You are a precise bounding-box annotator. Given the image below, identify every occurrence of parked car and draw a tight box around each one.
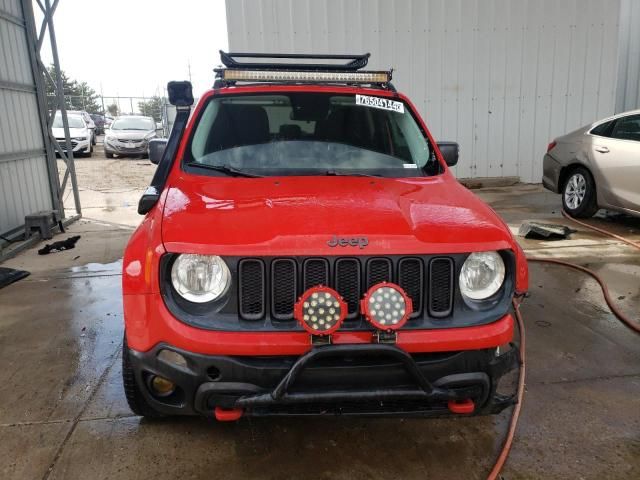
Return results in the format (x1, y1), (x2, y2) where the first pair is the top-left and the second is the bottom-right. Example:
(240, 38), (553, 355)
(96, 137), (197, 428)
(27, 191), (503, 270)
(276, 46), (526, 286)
(543, 109), (640, 218)
(90, 113), (106, 135)
(52, 112), (93, 157)
(121, 53), (528, 420)
(68, 110), (96, 146)
(103, 115), (157, 158)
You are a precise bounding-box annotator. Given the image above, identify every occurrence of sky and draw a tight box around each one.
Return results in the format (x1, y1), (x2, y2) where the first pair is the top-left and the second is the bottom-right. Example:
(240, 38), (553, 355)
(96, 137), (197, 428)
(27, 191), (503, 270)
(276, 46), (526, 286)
(40, 0), (228, 101)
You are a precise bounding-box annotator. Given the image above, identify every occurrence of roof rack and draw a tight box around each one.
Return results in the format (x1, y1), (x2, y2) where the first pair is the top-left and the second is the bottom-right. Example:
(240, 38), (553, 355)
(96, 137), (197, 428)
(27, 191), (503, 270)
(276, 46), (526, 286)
(214, 51), (394, 89)
(220, 51), (371, 71)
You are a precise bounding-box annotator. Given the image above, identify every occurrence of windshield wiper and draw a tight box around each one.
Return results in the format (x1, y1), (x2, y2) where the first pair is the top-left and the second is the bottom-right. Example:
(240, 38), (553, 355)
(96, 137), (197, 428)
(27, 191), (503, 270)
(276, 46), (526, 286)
(325, 169), (381, 178)
(186, 163), (263, 178)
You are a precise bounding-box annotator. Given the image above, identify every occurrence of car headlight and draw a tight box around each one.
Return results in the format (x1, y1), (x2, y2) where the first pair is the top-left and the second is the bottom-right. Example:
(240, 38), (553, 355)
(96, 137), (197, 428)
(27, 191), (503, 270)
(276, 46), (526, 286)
(459, 251), (505, 300)
(105, 136), (116, 143)
(170, 254), (231, 303)
(72, 136), (87, 141)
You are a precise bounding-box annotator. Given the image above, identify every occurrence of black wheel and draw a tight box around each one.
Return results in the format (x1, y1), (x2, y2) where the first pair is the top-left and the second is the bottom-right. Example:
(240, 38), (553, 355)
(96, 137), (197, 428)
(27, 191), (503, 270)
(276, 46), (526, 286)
(105, 151), (114, 158)
(562, 167), (598, 218)
(122, 336), (164, 418)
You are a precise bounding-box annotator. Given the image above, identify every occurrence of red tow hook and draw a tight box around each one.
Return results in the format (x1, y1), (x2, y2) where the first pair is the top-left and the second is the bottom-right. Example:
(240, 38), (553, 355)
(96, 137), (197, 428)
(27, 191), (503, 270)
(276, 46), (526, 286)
(447, 398), (475, 414)
(214, 407), (244, 421)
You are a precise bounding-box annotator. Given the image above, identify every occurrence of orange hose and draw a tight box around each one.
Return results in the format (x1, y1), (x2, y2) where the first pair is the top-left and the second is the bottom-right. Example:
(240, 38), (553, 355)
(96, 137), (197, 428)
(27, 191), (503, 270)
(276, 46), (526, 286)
(488, 211), (640, 479)
(486, 299), (526, 480)
(561, 210), (640, 250)
(527, 258), (640, 333)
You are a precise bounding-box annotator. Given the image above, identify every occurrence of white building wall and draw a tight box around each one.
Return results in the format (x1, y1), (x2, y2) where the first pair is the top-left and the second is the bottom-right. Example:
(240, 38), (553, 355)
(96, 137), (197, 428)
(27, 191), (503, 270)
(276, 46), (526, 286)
(616, 0), (640, 113)
(225, 0), (622, 183)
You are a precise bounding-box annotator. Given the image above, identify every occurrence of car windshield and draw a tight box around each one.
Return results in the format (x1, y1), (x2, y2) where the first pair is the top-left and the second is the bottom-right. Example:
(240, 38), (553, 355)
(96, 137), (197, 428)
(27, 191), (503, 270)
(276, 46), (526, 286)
(52, 115), (85, 129)
(111, 117), (154, 130)
(185, 93), (438, 177)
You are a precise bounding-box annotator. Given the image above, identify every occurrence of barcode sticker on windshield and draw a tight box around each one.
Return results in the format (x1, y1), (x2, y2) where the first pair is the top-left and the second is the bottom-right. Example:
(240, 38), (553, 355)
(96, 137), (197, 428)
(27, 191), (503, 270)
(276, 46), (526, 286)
(355, 94), (405, 113)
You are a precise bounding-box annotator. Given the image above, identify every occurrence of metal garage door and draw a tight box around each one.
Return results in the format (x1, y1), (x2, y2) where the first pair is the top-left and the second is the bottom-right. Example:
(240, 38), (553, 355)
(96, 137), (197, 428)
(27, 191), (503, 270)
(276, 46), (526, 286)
(0, 0), (54, 239)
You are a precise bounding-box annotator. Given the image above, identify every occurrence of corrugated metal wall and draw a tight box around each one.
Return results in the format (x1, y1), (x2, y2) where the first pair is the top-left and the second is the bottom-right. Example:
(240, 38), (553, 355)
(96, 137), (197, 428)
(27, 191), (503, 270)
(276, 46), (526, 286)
(225, 0), (622, 183)
(616, 0), (640, 113)
(0, 0), (52, 236)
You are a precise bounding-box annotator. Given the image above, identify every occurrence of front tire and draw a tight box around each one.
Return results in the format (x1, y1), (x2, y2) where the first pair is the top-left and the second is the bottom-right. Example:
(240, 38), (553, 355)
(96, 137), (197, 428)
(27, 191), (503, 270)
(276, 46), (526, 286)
(105, 151), (114, 158)
(562, 167), (598, 218)
(122, 336), (164, 418)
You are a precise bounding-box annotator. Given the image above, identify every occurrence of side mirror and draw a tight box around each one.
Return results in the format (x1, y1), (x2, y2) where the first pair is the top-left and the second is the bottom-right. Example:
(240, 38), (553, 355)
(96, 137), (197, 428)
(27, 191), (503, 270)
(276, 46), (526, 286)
(148, 138), (168, 165)
(437, 141), (459, 167)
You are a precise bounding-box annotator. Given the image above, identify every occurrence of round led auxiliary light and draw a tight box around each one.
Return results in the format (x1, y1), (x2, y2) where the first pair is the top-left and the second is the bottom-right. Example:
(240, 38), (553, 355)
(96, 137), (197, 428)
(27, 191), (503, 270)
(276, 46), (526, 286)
(360, 282), (413, 331)
(294, 286), (348, 335)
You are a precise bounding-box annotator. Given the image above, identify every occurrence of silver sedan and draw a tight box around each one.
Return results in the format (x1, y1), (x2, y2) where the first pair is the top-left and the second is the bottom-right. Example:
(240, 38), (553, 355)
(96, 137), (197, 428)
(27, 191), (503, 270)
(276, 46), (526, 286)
(542, 110), (640, 218)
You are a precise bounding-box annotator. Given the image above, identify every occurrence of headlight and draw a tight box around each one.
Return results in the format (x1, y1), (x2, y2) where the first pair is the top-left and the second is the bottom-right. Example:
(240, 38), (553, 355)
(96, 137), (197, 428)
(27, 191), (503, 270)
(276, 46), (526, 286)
(105, 136), (116, 143)
(459, 251), (505, 300)
(170, 254), (231, 303)
(72, 136), (87, 141)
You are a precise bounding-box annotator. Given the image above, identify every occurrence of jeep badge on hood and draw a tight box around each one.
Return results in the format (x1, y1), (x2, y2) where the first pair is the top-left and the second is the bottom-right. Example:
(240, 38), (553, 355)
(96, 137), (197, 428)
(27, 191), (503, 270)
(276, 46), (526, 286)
(327, 236), (369, 249)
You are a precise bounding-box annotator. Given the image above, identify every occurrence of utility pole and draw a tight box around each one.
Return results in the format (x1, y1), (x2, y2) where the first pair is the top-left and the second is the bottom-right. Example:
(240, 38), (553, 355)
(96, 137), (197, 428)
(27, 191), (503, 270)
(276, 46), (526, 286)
(188, 59), (192, 83)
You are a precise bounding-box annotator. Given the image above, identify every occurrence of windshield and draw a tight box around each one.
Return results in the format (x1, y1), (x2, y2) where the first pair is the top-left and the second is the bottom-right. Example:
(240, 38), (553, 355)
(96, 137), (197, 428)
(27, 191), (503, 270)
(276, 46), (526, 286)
(185, 93), (438, 177)
(52, 115), (85, 129)
(111, 117), (155, 131)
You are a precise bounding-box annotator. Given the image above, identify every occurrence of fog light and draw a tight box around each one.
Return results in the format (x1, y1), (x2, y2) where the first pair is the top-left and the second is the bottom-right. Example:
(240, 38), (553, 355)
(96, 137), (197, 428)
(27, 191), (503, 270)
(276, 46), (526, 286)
(294, 286), (347, 335)
(360, 282), (413, 331)
(148, 375), (176, 397)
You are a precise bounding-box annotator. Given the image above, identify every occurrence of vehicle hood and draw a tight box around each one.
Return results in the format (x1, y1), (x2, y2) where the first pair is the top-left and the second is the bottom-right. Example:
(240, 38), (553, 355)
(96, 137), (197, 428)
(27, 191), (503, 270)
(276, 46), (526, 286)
(52, 127), (87, 138)
(160, 174), (516, 256)
(107, 129), (153, 140)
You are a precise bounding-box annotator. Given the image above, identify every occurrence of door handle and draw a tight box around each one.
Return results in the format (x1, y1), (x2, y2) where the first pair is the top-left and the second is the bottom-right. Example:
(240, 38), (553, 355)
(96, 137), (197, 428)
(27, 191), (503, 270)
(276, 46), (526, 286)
(595, 146), (609, 153)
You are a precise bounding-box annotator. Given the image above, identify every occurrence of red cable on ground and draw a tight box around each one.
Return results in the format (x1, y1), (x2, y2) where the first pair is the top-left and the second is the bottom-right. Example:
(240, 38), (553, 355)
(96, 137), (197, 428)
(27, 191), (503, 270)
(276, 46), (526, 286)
(561, 210), (640, 250)
(527, 257), (640, 334)
(486, 299), (526, 480)
(487, 211), (640, 479)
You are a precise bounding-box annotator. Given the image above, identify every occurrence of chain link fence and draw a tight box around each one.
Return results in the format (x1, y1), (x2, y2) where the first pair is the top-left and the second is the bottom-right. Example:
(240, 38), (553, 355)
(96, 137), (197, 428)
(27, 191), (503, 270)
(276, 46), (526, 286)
(47, 95), (174, 137)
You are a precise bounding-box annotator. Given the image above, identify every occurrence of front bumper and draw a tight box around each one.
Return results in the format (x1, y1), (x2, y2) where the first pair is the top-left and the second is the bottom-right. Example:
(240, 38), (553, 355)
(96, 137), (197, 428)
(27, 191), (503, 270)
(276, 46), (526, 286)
(104, 140), (148, 155)
(128, 341), (519, 418)
(56, 138), (90, 153)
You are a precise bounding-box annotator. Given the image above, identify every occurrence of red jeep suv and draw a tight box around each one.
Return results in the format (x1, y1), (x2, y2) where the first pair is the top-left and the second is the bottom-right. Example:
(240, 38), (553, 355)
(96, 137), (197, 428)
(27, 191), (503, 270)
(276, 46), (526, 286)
(122, 52), (528, 420)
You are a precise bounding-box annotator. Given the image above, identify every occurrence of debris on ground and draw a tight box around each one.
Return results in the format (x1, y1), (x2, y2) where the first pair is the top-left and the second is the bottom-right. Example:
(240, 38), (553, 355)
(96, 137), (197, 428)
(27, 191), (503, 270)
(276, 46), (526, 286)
(38, 235), (81, 255)
(0, 267), (30, 289)
(518, 222), (576, 240)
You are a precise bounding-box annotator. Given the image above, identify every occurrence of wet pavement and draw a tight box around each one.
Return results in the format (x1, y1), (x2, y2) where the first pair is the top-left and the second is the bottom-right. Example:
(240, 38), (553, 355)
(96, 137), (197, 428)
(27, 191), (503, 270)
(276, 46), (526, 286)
(1, 185), (639, 479)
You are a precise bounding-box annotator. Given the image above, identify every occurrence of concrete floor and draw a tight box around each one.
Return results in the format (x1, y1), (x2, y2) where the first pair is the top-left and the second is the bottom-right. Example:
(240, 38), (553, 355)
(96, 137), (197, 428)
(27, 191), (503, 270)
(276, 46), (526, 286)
(1, 160), (639, 479)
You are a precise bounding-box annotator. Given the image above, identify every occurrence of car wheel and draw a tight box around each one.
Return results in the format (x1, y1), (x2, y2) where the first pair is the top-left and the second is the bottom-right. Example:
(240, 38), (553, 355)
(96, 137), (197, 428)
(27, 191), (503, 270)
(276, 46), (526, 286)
(105, 151), (114, 159)
(122, 336), (165, 418)
(85, 147), (92, 158)
(562, 167), (598, 218)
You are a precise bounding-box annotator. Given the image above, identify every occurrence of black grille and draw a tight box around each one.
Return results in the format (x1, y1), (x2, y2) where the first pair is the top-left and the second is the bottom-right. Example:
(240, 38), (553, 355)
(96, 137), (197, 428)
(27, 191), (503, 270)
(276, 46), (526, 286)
(236, 256), (455, 322)
(335, 259), (361, 318)
(238, 260), (265, 320)
(303, 258), (329, 289)
(366, 258), (392, 288)
(398, 258), (423, 318)
(271, 259), (297, 320)
(429, 258), (453, 317)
